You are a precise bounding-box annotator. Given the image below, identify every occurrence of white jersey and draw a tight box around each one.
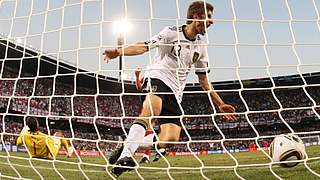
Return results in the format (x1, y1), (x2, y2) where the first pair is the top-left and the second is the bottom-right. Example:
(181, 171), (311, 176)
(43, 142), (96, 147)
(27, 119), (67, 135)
(144, 25), (210, 102)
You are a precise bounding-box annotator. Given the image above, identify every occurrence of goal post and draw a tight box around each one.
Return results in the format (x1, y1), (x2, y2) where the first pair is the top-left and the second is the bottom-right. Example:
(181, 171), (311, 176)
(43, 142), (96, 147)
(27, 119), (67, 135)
(0, 0), (320, 179)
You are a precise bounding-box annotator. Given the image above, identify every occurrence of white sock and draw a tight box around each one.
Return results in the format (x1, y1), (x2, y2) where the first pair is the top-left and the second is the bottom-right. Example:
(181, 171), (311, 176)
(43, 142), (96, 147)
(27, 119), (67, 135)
(119, 124), (146, 159)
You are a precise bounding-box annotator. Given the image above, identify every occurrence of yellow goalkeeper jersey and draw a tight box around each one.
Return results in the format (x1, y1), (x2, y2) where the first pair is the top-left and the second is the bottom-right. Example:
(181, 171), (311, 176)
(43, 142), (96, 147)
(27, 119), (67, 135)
(16, 128), (63, 160)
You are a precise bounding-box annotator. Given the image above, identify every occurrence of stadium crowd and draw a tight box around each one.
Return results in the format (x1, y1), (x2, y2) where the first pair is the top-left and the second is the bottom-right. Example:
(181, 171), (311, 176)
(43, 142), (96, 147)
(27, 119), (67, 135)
(0, 70), (320, 153)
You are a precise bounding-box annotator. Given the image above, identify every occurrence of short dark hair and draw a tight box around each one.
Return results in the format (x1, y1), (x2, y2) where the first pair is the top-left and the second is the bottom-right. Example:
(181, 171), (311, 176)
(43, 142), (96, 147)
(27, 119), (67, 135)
(26, 117), (39, 132)
(186, 1), (214, 24)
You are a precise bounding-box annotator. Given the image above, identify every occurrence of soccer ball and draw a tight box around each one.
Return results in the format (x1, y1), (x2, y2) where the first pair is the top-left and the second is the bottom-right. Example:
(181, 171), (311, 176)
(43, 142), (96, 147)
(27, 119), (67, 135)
(269, 134), (305, 167)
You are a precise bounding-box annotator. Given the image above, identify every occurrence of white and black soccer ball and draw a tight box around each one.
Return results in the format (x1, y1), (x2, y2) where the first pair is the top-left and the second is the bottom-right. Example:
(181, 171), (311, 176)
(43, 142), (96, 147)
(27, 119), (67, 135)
(269, 134), (305, 167)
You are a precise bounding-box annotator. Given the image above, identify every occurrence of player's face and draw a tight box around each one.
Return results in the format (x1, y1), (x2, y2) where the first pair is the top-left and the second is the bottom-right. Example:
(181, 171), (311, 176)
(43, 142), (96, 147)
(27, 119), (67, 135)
(195, 10), (214, 35)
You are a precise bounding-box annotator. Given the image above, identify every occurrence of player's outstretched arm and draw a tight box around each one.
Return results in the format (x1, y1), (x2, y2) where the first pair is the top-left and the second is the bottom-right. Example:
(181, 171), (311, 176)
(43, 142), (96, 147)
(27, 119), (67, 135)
(103, 42), (148, 62)
(197, 74), (237, 120)
(16, 126), (30, 146)
(16, 137), (23, 146)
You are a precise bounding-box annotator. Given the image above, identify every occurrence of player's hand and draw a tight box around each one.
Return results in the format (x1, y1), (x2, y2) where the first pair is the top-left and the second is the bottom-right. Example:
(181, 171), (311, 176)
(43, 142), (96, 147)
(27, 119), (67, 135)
(66, 147), (74, 158)
(103, 48), (120, 62)
(218, 104), (237, 121)
(135, 68), (141, 77)
(21, 126), (30, 134)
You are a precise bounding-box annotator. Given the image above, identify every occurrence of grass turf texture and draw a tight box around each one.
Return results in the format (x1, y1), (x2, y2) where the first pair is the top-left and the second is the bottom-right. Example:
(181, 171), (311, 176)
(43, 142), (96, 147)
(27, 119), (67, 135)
(0, 146), (319, 180)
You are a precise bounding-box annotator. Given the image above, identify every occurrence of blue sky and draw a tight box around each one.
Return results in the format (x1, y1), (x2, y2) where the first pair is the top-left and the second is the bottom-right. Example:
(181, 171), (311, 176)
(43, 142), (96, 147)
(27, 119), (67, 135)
(0, 0), (320, 82)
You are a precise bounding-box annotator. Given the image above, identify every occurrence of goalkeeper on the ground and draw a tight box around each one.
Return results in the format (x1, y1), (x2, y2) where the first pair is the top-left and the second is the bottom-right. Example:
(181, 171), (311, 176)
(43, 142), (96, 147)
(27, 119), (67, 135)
(16, 117), (73, 159)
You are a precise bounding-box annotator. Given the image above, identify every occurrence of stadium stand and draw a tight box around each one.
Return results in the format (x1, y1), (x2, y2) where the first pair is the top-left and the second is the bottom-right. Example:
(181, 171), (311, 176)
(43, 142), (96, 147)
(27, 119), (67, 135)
(1, 38), (320, 154)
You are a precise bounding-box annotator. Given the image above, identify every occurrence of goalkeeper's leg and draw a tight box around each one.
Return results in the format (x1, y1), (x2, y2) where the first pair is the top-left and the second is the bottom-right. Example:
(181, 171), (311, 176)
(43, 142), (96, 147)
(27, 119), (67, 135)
(54, 132), (73, 157)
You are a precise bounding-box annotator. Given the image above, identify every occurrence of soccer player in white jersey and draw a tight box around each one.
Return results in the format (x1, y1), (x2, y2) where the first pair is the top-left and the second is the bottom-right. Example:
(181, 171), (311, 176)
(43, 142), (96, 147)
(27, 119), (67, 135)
(108, 69), (166, 165)
(104, 1), (237, 177)
(134, 68), (167, 163)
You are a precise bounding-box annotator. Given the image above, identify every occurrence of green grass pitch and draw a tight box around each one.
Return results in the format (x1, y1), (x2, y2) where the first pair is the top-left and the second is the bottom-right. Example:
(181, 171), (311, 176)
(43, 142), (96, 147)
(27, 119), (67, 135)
(0, 146), (319, 180)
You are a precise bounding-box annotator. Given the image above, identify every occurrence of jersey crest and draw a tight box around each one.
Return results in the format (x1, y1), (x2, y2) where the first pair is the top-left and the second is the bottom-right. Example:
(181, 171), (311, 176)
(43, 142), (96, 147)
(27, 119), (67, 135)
(192, 52), (200, 63)
(143, 85), (158, 92)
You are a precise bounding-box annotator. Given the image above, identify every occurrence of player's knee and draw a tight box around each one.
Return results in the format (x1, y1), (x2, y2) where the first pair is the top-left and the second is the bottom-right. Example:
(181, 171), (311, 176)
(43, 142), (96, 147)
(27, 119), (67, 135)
(158, 136), (179, 148)
(158, 143), (174, 148)
(133, 118), (148, 129)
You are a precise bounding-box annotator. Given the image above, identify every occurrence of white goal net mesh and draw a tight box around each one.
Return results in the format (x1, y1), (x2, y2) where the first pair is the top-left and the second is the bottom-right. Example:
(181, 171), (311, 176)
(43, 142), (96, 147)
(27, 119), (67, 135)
(0, 0), (320, 179)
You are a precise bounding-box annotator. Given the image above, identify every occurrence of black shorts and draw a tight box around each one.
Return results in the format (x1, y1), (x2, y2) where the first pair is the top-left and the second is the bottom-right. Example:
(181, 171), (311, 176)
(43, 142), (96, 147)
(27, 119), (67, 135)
(141, 78), (182, 126)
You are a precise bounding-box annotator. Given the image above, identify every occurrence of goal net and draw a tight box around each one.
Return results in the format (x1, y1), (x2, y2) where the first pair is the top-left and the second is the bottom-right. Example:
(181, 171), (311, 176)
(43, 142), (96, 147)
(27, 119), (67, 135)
(0, 0), (320, 179)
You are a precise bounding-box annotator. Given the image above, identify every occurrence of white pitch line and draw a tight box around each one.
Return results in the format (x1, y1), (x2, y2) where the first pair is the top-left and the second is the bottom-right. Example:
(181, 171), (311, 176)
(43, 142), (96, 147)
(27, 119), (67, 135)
(0, 160), (319, 175)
